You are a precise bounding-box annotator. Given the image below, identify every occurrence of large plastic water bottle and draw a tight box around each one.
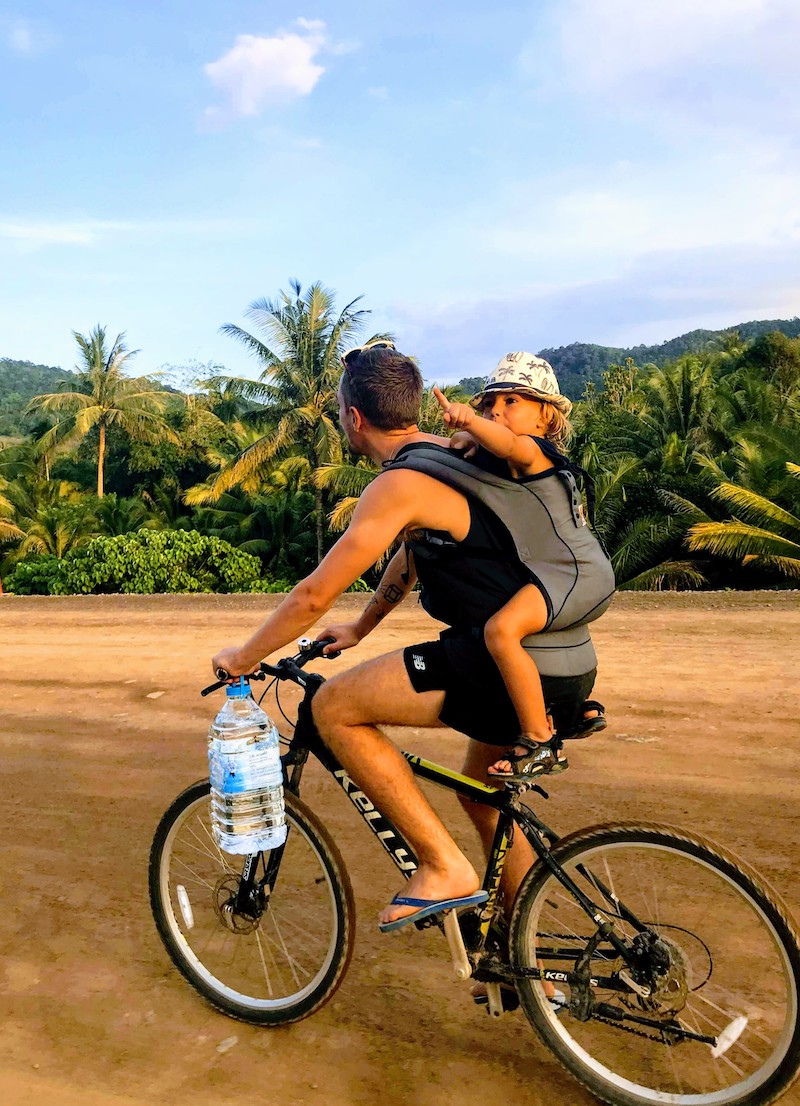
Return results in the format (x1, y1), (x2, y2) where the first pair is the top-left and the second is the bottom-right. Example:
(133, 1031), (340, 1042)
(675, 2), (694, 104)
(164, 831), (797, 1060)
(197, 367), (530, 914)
(208, 677), (287, 854)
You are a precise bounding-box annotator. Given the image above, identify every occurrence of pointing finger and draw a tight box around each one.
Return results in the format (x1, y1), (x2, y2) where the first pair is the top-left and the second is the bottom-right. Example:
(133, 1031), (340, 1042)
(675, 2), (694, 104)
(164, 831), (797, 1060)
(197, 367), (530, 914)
(432, 386), (450, 410)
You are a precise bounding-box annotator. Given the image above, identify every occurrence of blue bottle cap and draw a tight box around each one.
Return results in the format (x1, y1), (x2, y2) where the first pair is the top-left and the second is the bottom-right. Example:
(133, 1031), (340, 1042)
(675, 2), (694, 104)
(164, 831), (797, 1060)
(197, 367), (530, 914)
(225, 677), (251, 698)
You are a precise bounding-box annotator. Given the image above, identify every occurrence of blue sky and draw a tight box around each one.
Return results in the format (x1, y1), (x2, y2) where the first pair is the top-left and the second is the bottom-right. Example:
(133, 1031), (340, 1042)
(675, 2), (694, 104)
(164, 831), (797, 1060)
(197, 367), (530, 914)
(1, 0), (799, 385)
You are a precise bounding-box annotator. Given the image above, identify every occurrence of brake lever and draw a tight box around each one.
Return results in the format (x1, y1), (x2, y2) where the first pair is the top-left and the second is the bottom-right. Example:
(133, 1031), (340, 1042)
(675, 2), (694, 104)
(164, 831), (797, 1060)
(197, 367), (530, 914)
(200, 666), (267, 697)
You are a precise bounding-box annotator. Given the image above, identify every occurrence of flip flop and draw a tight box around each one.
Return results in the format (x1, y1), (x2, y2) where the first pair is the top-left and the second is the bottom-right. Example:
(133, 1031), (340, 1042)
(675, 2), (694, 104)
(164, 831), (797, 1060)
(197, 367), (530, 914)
(379, 890), (489, 934)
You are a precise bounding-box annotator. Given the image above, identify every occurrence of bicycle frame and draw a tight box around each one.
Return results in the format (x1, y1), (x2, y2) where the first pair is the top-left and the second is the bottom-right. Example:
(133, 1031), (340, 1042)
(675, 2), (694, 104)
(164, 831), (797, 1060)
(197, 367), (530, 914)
(202, 654), (723, 1045)
(273, 674), (640, 983)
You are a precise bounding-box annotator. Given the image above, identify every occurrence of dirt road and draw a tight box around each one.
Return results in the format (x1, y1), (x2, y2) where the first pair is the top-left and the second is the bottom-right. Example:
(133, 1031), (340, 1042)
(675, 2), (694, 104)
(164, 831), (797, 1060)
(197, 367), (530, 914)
(1, 592), (799, 1106)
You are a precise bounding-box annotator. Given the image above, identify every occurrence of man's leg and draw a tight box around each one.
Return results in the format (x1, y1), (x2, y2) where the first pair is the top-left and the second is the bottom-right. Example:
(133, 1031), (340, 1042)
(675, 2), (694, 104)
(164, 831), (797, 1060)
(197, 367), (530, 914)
(458, 739), (535, 916)
(312, 649), (480, 926)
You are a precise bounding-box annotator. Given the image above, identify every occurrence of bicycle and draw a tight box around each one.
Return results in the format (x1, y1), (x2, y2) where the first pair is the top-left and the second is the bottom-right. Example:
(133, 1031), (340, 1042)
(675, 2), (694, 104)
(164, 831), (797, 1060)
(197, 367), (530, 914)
(149, 638), (800, 1106)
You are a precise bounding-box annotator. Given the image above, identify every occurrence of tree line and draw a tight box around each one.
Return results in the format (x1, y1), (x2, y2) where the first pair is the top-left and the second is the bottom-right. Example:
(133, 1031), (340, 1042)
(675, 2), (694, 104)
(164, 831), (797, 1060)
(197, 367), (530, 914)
(1, 280), (798, 593)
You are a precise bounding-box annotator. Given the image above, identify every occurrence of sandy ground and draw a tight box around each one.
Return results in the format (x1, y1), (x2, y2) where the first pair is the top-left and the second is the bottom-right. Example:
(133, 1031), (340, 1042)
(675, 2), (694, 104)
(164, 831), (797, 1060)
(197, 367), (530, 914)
(1, 591), (799, 1106)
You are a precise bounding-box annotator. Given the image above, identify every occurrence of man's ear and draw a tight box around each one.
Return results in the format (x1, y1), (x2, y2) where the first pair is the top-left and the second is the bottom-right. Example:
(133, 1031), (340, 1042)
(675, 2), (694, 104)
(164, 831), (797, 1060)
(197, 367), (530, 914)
(348, 406), (365, 432)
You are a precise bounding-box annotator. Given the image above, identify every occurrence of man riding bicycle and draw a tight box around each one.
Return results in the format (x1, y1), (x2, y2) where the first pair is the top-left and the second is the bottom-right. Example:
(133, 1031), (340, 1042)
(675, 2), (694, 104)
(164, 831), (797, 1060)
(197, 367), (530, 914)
(212, 342), (611, 930)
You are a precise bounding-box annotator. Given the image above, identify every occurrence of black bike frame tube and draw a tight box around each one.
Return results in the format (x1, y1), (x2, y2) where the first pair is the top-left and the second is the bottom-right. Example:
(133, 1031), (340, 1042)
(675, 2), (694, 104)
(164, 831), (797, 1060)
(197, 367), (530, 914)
(574, 862), (648, 933)
(478, 809), (515, 941)
(297, 729), (420, 876)
(513, 805), (635, 962)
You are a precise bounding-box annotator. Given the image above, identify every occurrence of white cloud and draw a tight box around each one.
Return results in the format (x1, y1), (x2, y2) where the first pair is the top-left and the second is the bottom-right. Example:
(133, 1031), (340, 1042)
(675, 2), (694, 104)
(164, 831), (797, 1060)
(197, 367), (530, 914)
(0, 217), (240, 251)
(481, 153), (800, 269)
(391, 239), (800, 383)
(9, 20), (32, 53)
(204, 21), (327, 122)
(531, 0), (800, 137)
(3, 17), (55, 56)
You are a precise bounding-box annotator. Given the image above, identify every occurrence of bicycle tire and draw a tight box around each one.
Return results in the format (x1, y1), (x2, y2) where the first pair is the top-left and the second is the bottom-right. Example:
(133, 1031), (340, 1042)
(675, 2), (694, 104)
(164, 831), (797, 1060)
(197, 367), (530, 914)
(149, 779), (356, 1025)
(509, 822), (800, 1106)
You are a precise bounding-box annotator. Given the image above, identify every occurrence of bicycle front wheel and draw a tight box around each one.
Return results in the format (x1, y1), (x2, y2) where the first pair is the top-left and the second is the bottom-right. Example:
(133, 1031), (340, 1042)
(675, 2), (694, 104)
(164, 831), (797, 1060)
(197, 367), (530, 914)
(510, 823), (800, 1106)
(149, 780), (355, 1025)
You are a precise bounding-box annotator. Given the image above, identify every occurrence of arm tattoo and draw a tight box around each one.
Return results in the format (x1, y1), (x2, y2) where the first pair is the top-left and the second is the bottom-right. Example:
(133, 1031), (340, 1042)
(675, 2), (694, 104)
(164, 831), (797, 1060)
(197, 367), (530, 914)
(400, 545), (411, 585)
(382, 583), (403, 604)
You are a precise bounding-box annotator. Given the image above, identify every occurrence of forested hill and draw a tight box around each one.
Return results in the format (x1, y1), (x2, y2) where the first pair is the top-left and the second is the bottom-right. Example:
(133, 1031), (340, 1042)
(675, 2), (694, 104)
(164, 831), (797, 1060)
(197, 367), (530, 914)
(4, 315), (800, 428)
(0, 358), (75, 436)
(541, 317), (800, 399)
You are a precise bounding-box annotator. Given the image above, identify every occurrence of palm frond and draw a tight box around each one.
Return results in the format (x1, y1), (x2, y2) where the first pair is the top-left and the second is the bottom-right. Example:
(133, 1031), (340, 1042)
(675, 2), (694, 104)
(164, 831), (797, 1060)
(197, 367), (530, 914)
(314, 460), (377, 497)
(0, 518), (24, 541)
(687, 521), (800, 561)
(27, 390), (94, 414)
(619, 560), (707, 591)
(657, 490), (711, 523)
(710, 482), (800, 534)
(743, 555), (800, 579)
(611, 515), (680, 581)
(219, 323), (281, 368)
(328, 497), (359, 532)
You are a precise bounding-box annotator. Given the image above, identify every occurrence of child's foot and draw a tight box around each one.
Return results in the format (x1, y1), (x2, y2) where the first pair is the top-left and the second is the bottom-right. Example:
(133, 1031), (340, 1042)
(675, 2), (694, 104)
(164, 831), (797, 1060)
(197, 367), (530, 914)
(565, 700), (607, 740)
(487, 736), (568, 782)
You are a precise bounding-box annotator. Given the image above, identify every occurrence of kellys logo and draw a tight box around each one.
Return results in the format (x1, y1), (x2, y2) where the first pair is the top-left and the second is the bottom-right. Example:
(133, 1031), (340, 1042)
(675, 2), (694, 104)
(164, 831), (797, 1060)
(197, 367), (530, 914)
(334, 769), (416, 871)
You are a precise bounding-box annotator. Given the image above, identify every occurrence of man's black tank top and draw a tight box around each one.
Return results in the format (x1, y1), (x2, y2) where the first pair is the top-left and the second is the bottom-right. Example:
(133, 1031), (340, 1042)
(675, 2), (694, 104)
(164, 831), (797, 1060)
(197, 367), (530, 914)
(406, 497), (530, 630)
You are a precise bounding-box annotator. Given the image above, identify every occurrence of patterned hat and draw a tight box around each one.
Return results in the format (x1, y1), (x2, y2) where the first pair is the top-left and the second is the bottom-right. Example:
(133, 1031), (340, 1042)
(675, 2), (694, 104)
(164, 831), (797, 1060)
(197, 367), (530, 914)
(472, 352), (572, 415)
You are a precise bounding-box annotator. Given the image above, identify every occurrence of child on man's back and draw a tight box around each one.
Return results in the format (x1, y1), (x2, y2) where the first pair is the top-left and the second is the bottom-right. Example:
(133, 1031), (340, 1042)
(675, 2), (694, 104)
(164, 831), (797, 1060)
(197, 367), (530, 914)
(434, 352), (604, 781)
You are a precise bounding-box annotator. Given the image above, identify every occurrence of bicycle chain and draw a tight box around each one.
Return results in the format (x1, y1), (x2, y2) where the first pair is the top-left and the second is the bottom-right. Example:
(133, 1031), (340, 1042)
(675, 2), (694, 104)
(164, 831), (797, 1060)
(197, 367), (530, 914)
(591, 1014), (677, 1046)
(538, 931), (677, 1045)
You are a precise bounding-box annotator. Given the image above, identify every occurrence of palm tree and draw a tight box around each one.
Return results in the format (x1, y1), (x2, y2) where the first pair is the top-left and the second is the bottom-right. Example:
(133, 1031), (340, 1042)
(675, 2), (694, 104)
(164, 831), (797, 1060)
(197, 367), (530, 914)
(687, 465), (800, 580)
(209, 280), (389, 562)
(0, 478), (23, 542)
(92, 492), (151, 535)
(0, 477), (95, 570)
(27, 326), (177, 498)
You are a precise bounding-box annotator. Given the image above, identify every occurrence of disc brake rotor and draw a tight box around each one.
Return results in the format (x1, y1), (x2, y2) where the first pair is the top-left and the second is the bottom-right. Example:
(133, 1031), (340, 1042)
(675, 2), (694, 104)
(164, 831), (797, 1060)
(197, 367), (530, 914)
(618, 934), (690, 1019)
(213, 874), (262, 934)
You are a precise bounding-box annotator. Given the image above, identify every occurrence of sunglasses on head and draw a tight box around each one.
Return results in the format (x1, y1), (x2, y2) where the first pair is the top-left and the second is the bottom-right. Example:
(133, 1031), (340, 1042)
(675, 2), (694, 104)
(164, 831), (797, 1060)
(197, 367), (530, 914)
(341, 340), (396, 368)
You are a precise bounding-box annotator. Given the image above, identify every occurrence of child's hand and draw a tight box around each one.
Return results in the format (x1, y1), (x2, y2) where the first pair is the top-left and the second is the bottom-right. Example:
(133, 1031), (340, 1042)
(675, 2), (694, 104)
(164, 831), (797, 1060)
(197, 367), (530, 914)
(450, 431), (478, 458)
(432, 386), (476, 431)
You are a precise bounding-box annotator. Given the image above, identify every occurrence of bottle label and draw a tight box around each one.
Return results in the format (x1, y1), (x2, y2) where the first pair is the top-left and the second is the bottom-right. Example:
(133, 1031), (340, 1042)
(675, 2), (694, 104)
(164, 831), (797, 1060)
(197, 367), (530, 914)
(210, 742), (281, 796)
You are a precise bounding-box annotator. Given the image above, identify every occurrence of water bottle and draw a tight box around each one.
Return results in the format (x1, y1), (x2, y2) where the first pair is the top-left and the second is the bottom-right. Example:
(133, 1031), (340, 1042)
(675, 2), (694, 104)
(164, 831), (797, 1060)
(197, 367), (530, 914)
(207, 677), (287, 854)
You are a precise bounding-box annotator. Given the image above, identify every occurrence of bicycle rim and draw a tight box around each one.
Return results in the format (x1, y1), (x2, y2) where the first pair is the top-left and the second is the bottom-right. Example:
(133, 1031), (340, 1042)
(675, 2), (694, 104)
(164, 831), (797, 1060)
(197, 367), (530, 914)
(150, 782), (354, 1023)
(511, 824), (800, 1106)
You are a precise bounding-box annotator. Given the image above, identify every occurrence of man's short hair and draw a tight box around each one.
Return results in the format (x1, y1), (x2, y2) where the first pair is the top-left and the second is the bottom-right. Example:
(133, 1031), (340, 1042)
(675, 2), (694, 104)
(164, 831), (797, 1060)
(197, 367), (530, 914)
(340, 347), (423, 429)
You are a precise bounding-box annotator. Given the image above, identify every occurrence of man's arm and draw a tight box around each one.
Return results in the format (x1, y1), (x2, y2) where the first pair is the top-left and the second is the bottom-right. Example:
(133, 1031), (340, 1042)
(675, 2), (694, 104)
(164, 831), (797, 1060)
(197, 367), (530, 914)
(354, 545), (417, 638)
(211, 474), (420, 675)
(317, 545), (418, 654)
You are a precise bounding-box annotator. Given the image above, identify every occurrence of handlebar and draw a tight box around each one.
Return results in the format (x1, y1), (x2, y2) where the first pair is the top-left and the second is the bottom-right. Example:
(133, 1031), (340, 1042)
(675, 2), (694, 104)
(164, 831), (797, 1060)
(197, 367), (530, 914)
(200, 636), (340, 697)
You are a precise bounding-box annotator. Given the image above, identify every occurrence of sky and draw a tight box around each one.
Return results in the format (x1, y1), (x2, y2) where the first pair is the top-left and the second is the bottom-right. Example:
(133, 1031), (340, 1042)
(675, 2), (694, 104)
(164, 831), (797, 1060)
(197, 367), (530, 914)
(1, 0), (799, 384)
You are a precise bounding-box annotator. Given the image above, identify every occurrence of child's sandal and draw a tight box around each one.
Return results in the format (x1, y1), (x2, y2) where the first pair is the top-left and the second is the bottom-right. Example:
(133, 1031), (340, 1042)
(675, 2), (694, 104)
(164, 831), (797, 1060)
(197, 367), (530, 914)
(488, 737), (569, 783)
(562, 700), (607, 741)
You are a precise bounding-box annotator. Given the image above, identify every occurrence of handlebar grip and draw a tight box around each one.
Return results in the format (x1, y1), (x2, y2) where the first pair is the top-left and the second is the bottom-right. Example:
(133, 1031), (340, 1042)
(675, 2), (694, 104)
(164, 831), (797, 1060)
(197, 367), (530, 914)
(317, 635), (341, 660)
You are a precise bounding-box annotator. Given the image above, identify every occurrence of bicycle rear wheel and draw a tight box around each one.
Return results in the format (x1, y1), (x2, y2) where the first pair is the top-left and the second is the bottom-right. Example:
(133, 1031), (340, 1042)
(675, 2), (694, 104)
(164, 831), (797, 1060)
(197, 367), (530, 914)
(510, 822), (800, 1106)
(149, 780), (355, 1025)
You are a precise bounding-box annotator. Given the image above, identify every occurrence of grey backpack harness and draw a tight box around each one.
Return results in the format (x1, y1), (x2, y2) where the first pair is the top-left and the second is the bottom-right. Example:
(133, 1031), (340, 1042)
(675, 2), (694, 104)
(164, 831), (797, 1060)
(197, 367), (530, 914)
(385, 442), (616, 678)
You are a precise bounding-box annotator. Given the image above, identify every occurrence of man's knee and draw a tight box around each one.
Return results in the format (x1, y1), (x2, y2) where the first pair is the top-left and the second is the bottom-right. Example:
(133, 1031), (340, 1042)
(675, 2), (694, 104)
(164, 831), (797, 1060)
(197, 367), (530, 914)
(310, 677), (349, 738)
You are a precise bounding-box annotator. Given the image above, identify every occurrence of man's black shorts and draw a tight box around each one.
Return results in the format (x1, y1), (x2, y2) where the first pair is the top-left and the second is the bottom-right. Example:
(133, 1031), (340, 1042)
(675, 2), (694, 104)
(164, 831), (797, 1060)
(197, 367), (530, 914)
(402, 631), (595, 747)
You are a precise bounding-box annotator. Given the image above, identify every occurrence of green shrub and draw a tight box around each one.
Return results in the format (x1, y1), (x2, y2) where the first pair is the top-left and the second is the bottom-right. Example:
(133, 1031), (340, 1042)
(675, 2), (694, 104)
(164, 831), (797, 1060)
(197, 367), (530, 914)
(4, 555), (61, 595)
(249, 576), (295, 593)
(6, 530), (267, 594)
